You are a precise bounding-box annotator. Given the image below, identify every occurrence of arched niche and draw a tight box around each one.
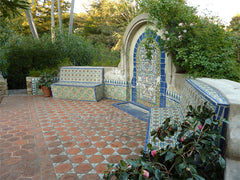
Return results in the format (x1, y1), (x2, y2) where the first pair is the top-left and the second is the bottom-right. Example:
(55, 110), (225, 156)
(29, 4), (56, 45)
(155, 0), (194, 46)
(119, 13), (174, 106)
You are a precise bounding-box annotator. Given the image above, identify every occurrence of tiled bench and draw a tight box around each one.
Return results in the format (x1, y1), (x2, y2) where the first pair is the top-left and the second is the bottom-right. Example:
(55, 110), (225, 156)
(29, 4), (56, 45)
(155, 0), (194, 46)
(51, 66), (104, 102)
(145, 79), (229, 150)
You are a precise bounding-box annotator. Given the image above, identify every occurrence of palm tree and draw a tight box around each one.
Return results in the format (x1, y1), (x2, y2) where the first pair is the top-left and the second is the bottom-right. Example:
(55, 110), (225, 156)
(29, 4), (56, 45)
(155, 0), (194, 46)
(69, 0), (75, 35)
(0, 0), (29, 18)
(25, 9), (39, 39)
(51, 0), (55, 42)
(57, 0), (63, 32)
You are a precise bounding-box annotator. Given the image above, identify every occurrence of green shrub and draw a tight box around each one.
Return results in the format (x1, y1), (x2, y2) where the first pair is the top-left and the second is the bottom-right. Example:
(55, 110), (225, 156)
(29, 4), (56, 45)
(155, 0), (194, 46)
(91, 43), (120, 67)
(3, 34), (62, 89)
(140, 0), (240, 81)
(104, 103), (227, 179)
(1, 31), (120, 89)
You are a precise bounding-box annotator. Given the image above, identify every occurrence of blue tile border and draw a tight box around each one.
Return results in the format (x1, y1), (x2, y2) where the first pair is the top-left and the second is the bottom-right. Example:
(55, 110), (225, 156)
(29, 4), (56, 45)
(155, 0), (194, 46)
(144, 107), (152, 152)
(132, 32), (167, 108)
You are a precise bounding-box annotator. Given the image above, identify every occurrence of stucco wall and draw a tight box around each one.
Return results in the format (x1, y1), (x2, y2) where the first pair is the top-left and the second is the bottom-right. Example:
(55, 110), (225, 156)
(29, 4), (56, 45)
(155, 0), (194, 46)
(198, 78), (240, 180)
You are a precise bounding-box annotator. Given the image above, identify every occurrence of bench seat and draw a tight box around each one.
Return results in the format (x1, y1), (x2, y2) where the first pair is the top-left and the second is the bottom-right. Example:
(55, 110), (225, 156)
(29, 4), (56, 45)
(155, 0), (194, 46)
(52, 81), (102, 87)
(51, 66), (104, 102)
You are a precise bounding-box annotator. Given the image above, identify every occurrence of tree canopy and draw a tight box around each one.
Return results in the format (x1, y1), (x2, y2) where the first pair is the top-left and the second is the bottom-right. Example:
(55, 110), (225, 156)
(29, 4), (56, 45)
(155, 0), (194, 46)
(0, 0), (29, 19)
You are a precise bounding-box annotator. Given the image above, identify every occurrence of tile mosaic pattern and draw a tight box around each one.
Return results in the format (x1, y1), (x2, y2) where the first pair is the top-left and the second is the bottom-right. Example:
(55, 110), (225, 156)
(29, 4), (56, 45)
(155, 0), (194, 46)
(180, 79), (229, 120)
(145, 106), (183, 150)
(31, 77), (40, 95)
(146, 79), (229, 151)
(51, 84), (104, 102)
(166, 90), (181, 102)
(29, 77), (59, 95)
(0, 96), (147, 179)
(51, 67), (104, 102)
(60, 67), (103, 83)
(104, 80), (129, 101)
(132, 32), (167, 108)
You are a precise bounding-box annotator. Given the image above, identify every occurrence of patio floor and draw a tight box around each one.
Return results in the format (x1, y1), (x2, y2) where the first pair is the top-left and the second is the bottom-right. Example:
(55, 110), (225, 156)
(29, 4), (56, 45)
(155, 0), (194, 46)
(0, 96), (147, 180)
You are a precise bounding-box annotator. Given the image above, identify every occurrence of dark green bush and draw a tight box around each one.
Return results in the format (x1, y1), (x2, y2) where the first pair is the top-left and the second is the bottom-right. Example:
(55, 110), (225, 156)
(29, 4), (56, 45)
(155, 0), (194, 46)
(1, 32), (120, 89)
(4, 35), (62, 89)
(104, 103), (227, 179)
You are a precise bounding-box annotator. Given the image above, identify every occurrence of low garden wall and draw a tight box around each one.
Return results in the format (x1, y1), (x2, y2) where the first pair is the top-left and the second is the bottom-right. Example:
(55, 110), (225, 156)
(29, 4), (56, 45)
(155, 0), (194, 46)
(26, 67), (130, 101)
(0, 74), (8, 102)
(197, 78), (240, 180)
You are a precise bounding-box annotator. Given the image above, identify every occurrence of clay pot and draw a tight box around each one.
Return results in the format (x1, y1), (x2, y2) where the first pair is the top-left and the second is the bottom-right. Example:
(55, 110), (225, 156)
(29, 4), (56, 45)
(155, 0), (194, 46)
(41, 86), (52, 97)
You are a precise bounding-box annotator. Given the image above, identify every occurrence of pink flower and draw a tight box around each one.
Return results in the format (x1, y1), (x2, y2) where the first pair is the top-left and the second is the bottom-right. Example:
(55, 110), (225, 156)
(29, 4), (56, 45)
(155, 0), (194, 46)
(143, 170), (149, 178)
(167, 37), (170, 41)
(198, 125), (203, 130)
(127, 165), (132, 168)
(151, 150), (157, 157)
(179, 22), (183, 26)
(178, 35), (182, 40)
(183, 29), (187, 33)
(180, 137), (185, 142)
(190, 23), (194, 26)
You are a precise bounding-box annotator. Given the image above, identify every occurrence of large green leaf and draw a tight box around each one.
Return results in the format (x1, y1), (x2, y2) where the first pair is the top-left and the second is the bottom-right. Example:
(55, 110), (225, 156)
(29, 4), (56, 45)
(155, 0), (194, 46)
(120, 160), (127, 167)
(154, 169), (161, 180)
(189, 164), (197, 174)
(119, 172), (129, 180)
(199, 151), (206, 163)
(193, 174), (205, 180)
(165, 151), (175, 162)
(218, 156), (226, 168)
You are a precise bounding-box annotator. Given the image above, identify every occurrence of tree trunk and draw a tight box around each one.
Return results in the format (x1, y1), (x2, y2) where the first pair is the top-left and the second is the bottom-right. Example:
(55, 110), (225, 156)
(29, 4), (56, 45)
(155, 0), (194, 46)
(69, 0), (75, 35)
(51, 0), (55, 43)
(57, 0), (62, 32)
(25, 9), (39, 39)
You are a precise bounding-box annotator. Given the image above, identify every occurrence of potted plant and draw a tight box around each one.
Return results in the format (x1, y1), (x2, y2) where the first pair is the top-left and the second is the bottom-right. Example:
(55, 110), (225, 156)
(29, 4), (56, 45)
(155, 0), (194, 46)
(38, 72), (56, 97)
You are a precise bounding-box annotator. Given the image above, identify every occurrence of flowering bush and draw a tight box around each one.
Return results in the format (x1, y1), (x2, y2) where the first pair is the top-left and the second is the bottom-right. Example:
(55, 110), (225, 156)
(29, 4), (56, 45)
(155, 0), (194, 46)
(104, 103), (227, 179)
(139, 0), (240, 81)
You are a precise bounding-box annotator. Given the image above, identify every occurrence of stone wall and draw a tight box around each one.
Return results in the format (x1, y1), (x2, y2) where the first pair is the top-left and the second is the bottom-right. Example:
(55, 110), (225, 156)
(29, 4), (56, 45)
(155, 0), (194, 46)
(0, 75), (8, 102)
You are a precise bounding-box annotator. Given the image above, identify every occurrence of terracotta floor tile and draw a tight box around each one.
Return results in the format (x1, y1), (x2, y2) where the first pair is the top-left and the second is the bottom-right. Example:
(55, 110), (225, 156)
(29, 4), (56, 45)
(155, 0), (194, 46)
(0, 96), (147, 179)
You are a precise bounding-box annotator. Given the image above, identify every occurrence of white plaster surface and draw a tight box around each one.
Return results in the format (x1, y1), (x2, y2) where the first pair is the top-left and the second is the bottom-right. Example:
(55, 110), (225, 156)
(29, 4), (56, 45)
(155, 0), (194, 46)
(225, 158), (240, 180)
(104, 67), (125, 81)
(198, 78), (240, 104)
(198, 78), (240, 180)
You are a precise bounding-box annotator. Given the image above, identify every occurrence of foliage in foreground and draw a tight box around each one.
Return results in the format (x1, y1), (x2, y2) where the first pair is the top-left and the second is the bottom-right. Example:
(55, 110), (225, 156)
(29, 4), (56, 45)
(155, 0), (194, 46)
(140, 0), (240, 81)
(104, 103), (227, 179)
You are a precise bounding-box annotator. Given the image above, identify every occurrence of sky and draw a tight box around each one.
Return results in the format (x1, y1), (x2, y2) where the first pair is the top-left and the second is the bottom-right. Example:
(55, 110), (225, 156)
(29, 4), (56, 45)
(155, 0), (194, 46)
(73, 0), (240, 25)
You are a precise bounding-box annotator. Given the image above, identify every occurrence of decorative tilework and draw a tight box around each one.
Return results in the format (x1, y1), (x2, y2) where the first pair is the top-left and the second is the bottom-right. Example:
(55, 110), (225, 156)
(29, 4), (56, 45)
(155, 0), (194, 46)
(104, 84), (128, 101)
(60, 67), (103, 83)
(51, 84), (104, 102)
(145, 79), (229, 151)
(51, 67), (104, 102)
(132, 32), (167, 108)
(30, 77), (59, 95)
(145, 107), (183, 151)
(180, 79), (229, 121)
(104, 79), (129, 86)
(31, 77), (40, 95)
(166, 90), (181, 102)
